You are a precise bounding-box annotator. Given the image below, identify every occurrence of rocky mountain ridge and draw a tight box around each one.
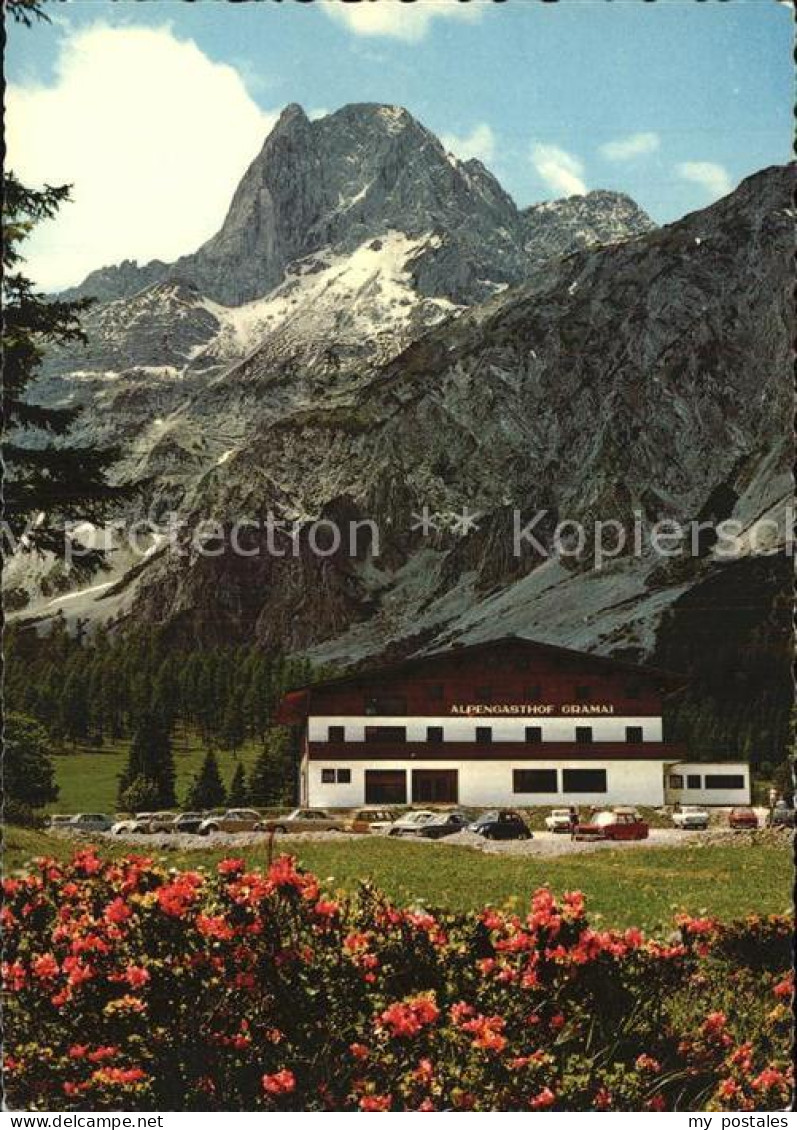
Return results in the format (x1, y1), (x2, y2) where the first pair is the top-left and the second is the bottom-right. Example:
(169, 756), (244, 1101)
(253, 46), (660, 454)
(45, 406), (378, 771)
(60, 102), (654, 308)
(10, 105), (793, 750)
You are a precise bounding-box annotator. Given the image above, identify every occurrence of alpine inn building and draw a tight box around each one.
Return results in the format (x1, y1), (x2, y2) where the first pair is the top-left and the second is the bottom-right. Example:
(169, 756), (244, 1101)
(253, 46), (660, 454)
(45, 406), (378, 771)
(275, 636), (751, 810)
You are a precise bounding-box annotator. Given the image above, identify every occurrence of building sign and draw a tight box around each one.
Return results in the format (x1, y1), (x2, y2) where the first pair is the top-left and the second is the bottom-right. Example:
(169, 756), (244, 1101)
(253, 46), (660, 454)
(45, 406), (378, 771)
(450, 703), (616, 716)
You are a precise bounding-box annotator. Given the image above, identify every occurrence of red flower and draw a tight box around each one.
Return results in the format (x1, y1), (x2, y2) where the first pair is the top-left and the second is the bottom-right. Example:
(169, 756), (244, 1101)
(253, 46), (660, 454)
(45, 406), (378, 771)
(413, 1058), (434, 1084)
(461, 1014), (507, 1053)
(217, 858), (245, 875)
(87, 1046), (119, 1064)
(32, 954), (59, 980)
(197, 915), (234, 941)
(594, 1087), (612, 1110)
(718, 1078), (741, 1100)
(90, 1066), (147, 1086)
(262, 1069), (296, 1095)
(360, 1094), (392, 1111)
(104, 897), (132, 925)
(753, 1067), (787, 1092)
(378, 994), (440, 1038)
(635, 1054), (661, 1073)
(530, 1087), (556, 1110)
(124, 965), (150, 989)
(701, 1012), (727, 1039)
(773, 974), (793, 999)
(350, 1043), (369, 1060)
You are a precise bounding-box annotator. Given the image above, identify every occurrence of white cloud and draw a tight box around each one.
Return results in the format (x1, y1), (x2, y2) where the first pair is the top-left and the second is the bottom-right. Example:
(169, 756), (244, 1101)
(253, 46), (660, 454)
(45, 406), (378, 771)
(6, 24), (277, 291)
(600, 131), (660, 161)
(323, 0), (483, 43)
(440, 123), (496, 165)
(676, 161), (733, 199)
(530, 143), (587, 197)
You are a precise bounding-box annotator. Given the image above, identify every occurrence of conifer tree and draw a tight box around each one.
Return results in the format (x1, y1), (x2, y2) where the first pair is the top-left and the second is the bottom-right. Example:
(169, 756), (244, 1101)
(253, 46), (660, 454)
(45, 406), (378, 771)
(248, 728), (296, 807)
(184, 749), (227, 810)
(4, 713), (59, 811)
(118, 712), (176, 807)
(227, 761), (249, 807)
(3, 0), (126, 568)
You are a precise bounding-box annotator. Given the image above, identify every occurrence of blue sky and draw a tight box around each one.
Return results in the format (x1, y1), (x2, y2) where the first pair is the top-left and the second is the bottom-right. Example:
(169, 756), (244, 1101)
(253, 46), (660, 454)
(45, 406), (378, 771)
(6, 0), (793, 290)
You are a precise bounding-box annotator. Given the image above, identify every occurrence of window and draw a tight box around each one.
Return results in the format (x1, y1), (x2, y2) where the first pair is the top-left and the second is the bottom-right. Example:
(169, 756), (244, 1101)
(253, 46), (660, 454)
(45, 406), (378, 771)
(364, 694), (407, 716)
(427, 683), (444, 701)
(687, 774), (702, 789)
(524, 684), (542, 700)
(705, 774), (745, 790)
(321, 768), (351, 785)
(475, 726), (493, 744)
(575, 726), (593, 744)
(327, 725), (344, 742)
(412, 770), (458, 804)
(426, 726), (444, 743)
(562, 769), (607, 793)
(575, 685), (591, 702)
(668, 774), (684, 789)
(626, 726), (643, 743)
(365, 726), (406, 743)
(525, 726), (542, 744)
(365, 770), (407, 805)
(475, 685), (493, 701)
(514, 769), (557, 793)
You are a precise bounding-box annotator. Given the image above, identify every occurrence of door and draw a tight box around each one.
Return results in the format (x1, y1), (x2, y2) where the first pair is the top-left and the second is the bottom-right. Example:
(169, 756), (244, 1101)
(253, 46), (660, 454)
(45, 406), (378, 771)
(412, 770), (458, 804)
(365, 770), (407, 805)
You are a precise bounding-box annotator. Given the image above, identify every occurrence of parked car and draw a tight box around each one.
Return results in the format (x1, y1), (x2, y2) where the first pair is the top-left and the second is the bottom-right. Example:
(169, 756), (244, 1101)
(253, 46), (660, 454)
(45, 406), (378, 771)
(728, 807), (758, 830)
(68, 813), (114, 833)
(171, 811), (207, 834)
(46, 814), (75, 829)
(346, 808), (398, 835)
(574, 809), (649, 841)
(672, 805), (709, 831)
(545, 808), (577, 834)
(769, 802), (795, 829)
(387, 810), (437, 837)
(255, 809), (347, 834)
(469, 810), (531, 841)
(413, 811), (470, 839)
(143, 811), (179, 834)
(198, 809), (263, 835)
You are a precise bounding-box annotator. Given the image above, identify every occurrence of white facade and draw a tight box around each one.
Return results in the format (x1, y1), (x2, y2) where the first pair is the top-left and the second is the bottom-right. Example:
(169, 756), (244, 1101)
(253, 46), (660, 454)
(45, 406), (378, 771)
(302, 713), (751, 810)
(308, 714), (663, 743)
(303, 754), (673, 809)
(665, 762), (751, 806)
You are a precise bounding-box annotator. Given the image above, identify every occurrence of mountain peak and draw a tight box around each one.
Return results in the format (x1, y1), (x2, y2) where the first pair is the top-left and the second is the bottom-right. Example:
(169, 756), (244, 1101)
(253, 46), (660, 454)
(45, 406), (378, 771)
(62, 101), (655, 307)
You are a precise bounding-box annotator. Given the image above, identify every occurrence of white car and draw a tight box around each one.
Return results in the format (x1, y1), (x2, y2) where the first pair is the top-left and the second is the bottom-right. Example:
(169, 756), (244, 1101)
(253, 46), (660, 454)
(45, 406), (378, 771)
(545, 809), (576, 833)
(68, 813), (114, 833)
(672, 805), (709, 830)
(387, 810), (436, 837)
(111, 812), (155, 835)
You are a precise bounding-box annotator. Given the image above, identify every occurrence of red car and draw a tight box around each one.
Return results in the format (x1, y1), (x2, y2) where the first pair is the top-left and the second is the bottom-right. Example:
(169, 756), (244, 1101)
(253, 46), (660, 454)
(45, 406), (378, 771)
(574, 809), (649, 841)
(728, 807), (758, 830)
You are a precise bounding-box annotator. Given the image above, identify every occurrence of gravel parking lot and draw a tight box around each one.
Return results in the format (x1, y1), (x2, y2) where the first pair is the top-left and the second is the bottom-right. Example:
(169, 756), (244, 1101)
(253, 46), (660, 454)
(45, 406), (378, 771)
(51, 823), (781, 858)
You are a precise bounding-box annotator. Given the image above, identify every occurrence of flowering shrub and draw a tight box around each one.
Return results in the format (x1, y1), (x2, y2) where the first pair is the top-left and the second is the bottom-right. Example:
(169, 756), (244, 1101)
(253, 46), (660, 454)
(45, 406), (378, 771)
(2, 851), (792, 1111)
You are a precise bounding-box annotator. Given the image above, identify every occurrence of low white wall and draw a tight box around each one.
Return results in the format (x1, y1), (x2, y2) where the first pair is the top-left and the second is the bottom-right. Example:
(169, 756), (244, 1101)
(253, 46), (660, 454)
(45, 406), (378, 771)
(307, 758), (669, 809)
(664, 762), (751, 806)
(308, 714), (663, 743)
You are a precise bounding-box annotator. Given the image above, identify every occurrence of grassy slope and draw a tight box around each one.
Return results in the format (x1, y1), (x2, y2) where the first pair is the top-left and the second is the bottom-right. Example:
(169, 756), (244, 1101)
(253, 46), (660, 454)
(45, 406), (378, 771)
(49, 732), (266, 813)
(3, 827), (790, 932)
